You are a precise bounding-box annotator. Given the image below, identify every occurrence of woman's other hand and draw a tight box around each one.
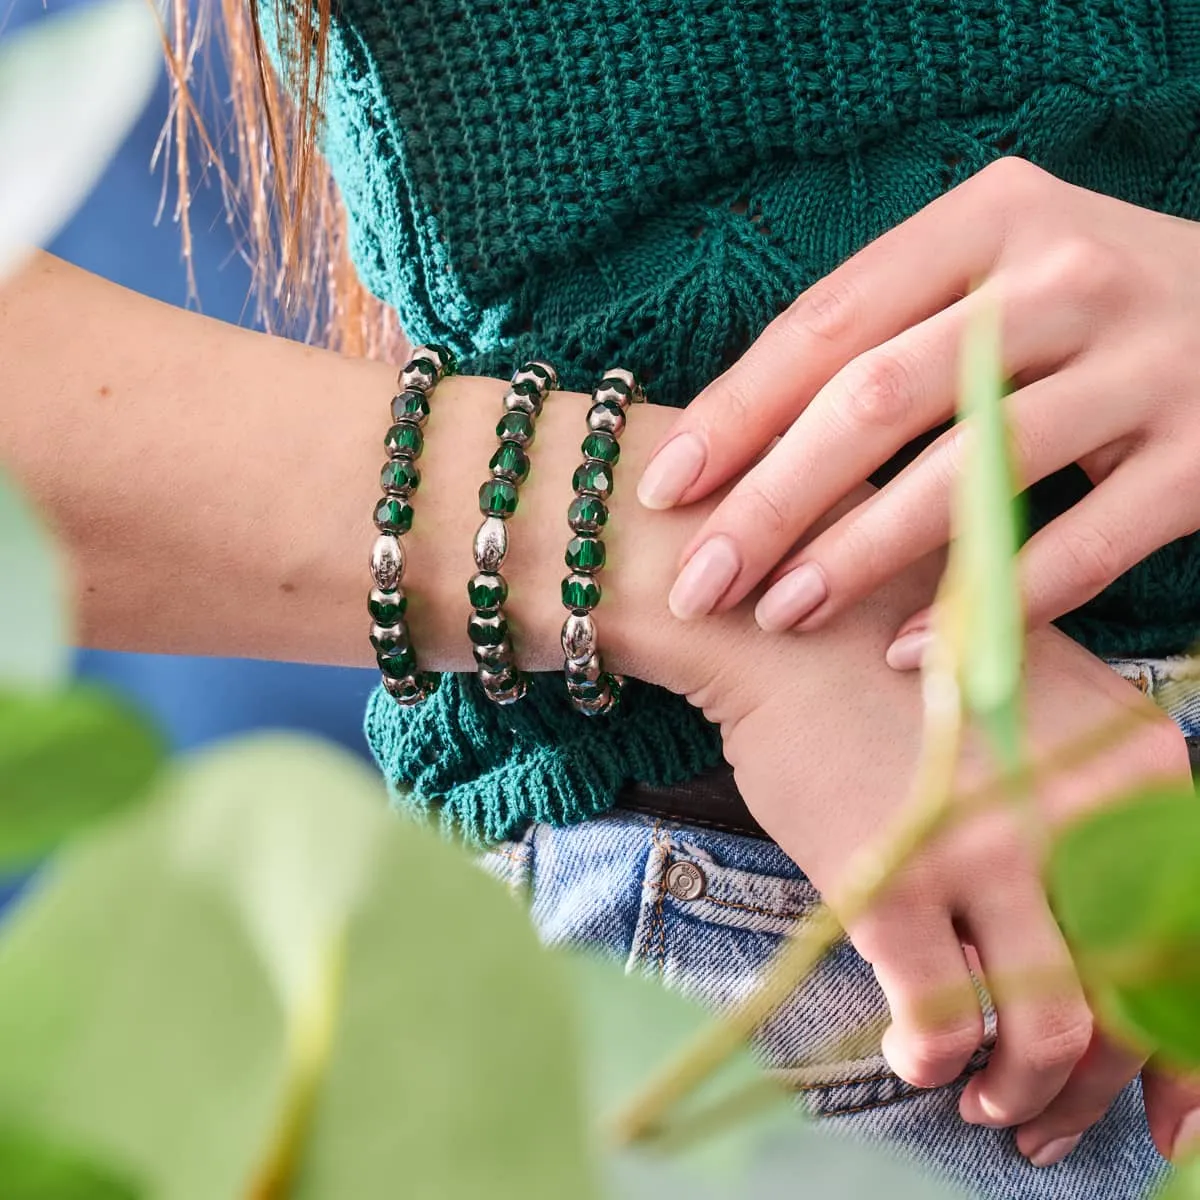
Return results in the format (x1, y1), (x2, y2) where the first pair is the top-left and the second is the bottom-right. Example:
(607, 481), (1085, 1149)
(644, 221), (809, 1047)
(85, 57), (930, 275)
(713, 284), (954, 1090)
(637, 157), (1200, 662)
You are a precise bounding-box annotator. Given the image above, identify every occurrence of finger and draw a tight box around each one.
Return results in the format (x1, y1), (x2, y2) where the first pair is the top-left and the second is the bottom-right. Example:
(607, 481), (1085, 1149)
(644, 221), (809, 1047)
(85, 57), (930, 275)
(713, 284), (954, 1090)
(850, 908), (984, 1089)
(1019, 452), (1194, 630)
(1014, 1030), (1146, 1167)
(753, 355), (1128, 633)
(1142, 1062), (1200, 1161)
(637, 161), (1021, 513)
(959, 885), (1093, 1128)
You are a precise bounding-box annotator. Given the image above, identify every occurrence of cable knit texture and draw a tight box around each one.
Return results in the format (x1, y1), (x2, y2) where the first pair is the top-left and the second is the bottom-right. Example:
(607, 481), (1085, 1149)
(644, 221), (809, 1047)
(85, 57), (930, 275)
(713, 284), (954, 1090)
(301, 0), (1200, 841)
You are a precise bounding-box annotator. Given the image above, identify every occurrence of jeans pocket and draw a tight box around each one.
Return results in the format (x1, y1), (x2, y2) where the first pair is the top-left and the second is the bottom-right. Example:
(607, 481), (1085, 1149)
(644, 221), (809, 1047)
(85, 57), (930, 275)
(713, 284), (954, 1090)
(626, 820), (949, 1117)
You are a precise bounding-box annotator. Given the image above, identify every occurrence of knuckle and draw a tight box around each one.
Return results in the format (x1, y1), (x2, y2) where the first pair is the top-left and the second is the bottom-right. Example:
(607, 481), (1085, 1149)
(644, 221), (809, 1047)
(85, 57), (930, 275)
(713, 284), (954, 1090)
(1141, 715), (1192, 781)
(778, 277), (861, 345)
(1022, 1013), (1094, 1076)
(975, 155), (1049, 209)
(1039, 235), (1124, 305)
(839, 352), (916, 430)
(903, 1022), (984, 1084)
(736, 479), (792, 540)
(1057, 521), (1125, 595)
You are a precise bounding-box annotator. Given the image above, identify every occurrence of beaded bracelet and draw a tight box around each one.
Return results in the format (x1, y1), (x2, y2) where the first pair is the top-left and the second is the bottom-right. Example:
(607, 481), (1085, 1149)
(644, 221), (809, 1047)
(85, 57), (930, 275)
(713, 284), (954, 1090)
(560, 367), (645, 716)
(370, 343), (456, 706)
(468, 360), (559, 704)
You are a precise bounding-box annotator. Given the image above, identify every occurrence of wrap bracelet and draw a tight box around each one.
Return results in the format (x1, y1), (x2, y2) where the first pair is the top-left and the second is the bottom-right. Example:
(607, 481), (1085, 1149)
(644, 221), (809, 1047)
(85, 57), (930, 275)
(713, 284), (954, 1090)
(468, 360), (559, 704)
(560, 367), (645, 716)
(370, 343), (456, 706)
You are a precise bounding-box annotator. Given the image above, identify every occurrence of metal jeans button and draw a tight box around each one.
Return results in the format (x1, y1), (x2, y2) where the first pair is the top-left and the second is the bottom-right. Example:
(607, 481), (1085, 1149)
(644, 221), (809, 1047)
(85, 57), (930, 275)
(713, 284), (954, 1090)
(664, 860), (706, 901)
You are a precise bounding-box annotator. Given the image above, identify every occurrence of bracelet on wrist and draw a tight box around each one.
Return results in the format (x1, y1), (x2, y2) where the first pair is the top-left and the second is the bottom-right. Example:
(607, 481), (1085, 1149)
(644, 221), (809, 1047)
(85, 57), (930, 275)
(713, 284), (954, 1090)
(370, 343), (456, 706)
(560, 367), (644, 716)
(468, 361), (559, 704)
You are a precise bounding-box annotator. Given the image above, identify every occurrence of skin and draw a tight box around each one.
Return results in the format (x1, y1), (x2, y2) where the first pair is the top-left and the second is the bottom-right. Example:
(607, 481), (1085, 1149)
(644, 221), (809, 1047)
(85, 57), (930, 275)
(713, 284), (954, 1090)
(3, 249), (1196, 1170)
(640, 155), (1200, 1162)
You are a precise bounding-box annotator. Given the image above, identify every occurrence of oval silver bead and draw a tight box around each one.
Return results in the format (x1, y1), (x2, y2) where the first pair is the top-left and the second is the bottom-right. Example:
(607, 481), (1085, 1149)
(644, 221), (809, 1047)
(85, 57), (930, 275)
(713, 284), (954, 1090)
(511, 363), (556, 396)
(413, 343), (452, 378)
(399, 361), (437, 393)
(575, 686), (616, 716)
(586, 401), (626, 436)
(370, 534), (405, 590)
(561, 613), (598, 665)
(488, 676), (528, 706)
(602, 366), (644, 403)
(473, 516), (509, 573)
(381, 672), (430, 706)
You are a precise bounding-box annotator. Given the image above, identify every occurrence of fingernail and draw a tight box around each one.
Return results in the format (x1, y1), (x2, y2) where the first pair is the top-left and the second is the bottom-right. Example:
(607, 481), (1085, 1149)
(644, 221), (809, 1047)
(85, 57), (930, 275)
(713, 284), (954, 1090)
(1028, 1134), (1082, 1168)
(638, 433), (707, 509)
(1173, 1109), (1200, 1161)
(669, 536), (740, 620)
(755, 563), (829, 632)
(886, 628), (932, 671)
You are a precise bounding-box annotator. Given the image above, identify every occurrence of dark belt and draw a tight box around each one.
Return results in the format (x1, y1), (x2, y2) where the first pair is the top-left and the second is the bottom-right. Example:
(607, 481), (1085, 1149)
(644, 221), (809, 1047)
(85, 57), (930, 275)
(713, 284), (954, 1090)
(616, 738), (1200, 842)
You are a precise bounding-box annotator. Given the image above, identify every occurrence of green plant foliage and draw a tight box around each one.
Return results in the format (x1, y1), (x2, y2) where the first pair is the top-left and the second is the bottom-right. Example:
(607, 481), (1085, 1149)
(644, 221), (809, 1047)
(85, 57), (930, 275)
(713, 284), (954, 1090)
(1049, 785), (1200, 1067)
(0, 1123), (142, 1199)
(573, 956), (962, 1199)
(0, 470), (69, 690)
(954, 300), (1023, 770)
(0, 0), (160, 281)
(0, 734), (597, 1199)
(1160, 1156), (1200, 1199)
(0, 686), (163, 871)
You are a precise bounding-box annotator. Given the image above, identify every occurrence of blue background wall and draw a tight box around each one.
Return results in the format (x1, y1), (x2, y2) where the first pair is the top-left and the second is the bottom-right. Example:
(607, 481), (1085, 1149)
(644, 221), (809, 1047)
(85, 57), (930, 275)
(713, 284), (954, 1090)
(5, 0), (377, 760)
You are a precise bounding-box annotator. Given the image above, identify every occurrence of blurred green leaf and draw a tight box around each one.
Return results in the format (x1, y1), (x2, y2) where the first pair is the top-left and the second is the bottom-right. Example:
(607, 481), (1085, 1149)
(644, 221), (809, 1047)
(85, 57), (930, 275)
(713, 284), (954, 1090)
(0, 686), (163, 871)
(0, 471), (69, 690)
(1049, 785), (1200, 1067)
(0, 1123), (141, 1199)
(954, 300), (1023, 770)
(0, 0), (161, 281)
(294, 809), (596, 1199)
(1159, 1154), (1200, 1199)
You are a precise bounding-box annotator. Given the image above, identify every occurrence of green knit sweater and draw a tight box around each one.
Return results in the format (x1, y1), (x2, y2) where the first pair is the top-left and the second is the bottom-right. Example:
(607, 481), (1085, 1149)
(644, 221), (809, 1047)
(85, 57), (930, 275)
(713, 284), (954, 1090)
(306, 0), (1200, 842)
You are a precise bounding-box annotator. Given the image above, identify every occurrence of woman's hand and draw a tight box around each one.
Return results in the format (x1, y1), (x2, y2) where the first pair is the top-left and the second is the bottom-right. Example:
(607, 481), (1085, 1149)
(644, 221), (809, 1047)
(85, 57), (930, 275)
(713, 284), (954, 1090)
(679, 533), (1192, 1166)
(638, 157), (1200, 662)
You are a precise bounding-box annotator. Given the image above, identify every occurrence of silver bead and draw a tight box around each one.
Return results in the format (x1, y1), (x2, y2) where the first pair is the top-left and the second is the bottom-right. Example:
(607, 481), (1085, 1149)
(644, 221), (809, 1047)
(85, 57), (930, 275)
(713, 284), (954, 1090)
(502, 387), (540, 416)
(511, 361), (556, 396)
(382, 672), (431, 706)
(399, 361), (437, 393)
(566, 652), (604, 687)
(473, 639), (513, 668)
(488, 676), (528, 706)
(561, 613), (598, 665)
(413, 343), (454, 377)
(369, 623), (411, 654)
(474, 516), (509, 573)
(586, 401), (626, 436)
(593, 367), (644, 411)
(575, 685), (616, 716)
(370, 535), (405, 590)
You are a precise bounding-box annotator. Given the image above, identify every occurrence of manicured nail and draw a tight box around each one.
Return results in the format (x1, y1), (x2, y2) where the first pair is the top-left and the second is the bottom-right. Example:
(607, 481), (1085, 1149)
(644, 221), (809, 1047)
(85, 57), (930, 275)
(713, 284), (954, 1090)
(755, 563), (829, 632)
(669, 536), (740, 620)
(1028, 1134), (1082, 1168)
(638, 433), (707, 509)
(1173, 1109), (1200, 1161)
(886, 628), (931, 671)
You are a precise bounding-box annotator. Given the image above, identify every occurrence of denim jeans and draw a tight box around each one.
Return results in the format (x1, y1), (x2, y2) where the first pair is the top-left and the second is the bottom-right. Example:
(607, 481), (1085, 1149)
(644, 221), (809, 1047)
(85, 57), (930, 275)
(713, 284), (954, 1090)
(483, 655), (1200, 1200)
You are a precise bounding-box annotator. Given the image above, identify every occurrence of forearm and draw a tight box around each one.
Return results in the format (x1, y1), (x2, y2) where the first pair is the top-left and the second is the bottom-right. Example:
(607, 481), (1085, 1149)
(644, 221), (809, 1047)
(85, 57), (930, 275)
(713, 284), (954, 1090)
(0, 252), (744, 685)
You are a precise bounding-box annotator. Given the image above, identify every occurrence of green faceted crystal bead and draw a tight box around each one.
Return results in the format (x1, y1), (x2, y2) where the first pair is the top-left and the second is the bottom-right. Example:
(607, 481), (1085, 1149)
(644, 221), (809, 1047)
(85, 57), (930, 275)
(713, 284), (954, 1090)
(572, 461), (613, 500)
(568, 495), (609, 535)
(384, 420), (424, 458)
(391, 389), (431, 425)
(581, 432), (620, 464)
(496, 411), (535, 447)
(565, 536), (606, 573)
(374, 497), (414, 534)
(468, 613), (509, 647)
(378, 645), (419, 678)
(368, 587), (408, 625)
(561, 574), (602, 612)
(467, 571), (508, 610)
(380, 459), (421, 495)
(489, 441), (530, 485)
(479, 479), (519, 517)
